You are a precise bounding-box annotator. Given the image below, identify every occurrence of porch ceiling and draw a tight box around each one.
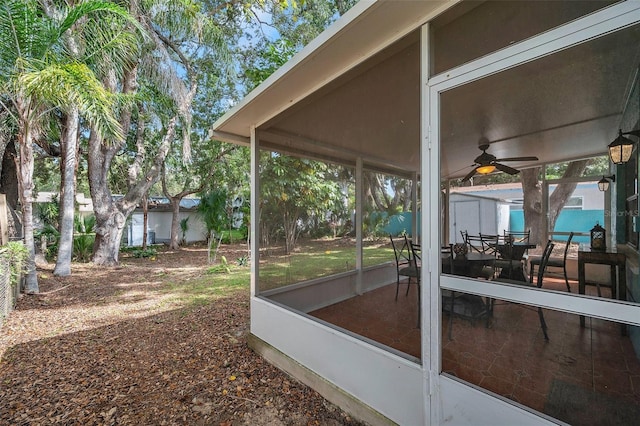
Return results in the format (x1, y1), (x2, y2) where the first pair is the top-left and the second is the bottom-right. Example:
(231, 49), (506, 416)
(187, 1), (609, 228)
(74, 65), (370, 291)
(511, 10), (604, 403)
(213, 2), (640, 178)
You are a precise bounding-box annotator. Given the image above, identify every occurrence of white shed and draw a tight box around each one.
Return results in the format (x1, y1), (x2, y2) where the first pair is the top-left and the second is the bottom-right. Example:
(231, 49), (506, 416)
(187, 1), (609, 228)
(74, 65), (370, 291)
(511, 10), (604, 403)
(126, 198), (207, 246)
(448, 193), (512, 244)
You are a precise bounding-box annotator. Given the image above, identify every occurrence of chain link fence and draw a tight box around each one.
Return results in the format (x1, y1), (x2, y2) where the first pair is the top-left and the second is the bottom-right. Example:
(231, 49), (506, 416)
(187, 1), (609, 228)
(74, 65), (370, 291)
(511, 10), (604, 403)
(0, 249), (20, 328)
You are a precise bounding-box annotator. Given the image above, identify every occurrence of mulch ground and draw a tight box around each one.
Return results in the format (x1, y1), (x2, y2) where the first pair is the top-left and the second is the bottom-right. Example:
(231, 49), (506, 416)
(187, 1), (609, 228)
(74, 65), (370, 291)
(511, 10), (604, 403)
(0, 244), (364, 426)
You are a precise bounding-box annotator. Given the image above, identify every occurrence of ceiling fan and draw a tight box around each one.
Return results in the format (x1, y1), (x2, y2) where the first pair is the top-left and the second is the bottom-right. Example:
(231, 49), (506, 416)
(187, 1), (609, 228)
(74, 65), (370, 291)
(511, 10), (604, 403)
(461, 143), (538, 182)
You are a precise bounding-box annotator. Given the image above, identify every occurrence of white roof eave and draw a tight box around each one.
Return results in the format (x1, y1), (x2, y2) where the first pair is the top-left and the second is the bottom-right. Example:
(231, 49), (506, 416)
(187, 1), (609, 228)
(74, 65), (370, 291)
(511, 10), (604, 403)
(211, 0), (452, 144)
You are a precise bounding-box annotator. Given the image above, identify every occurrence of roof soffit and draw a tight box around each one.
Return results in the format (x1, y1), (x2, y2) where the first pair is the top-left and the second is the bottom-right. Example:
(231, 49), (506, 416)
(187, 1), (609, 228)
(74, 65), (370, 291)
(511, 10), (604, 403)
(212, 1), (448, 140)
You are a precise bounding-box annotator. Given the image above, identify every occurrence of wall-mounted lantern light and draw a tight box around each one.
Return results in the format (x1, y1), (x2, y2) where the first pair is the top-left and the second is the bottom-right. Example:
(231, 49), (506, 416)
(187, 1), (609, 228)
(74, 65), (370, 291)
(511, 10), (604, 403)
(597, 175), (615, 192)
(608, 129), (640, 165)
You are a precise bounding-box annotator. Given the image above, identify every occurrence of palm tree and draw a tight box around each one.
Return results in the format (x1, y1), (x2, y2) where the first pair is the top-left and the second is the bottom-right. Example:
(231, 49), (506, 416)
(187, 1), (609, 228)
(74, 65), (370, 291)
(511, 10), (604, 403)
(0, 0), (138, 291)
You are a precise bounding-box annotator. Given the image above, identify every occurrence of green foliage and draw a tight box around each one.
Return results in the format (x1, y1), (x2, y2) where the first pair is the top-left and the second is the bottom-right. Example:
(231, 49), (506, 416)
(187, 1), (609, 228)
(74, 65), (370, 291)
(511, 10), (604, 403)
(198, 189), (229, 237)
(72, 236), (94, 262)
(220, 229), (246, 244)
(180, 217), (189, 244)
(206, 256), (231, 274)
(260, 153), (346, 252)
(131, 247), (157, 258)
(72, 215), (96, 262)
(36, 214), (97, 262)
(35, 198), (62, 259)
(362, 209), (391, 238)
(244, 39), (297, 91)
(242, 0), (359, 92)
(36, 224), (61, 260)
(2, 242), (29, 288)
(197, 189), (230, 263)
(0, 0), (140, 138)
(36, 199), (60, 229)
(546, 156), (609, 179)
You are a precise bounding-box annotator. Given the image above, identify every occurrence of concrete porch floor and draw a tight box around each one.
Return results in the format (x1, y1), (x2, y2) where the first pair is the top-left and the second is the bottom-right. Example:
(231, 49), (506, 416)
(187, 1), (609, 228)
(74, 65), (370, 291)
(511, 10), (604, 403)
(310, 277), (640, 424)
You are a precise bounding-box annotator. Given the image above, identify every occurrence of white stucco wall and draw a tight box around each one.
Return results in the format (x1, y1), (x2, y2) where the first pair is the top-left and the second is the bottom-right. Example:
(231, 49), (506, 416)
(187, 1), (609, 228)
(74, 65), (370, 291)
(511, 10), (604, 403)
(128, 211), (208, 246)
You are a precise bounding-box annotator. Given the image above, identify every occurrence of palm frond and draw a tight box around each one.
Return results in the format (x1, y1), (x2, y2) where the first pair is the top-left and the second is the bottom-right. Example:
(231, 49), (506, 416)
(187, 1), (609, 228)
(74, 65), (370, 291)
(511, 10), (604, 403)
(0, 0), (58, 68)
(58, 1), (145, 41)
(20, 62), (124, 142)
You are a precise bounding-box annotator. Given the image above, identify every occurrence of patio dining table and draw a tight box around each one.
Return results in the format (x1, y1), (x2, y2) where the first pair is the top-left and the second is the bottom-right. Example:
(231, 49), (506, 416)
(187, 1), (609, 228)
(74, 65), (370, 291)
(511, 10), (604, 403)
(495, 242), (535, 262)
(494, 242), (536, 282)
(451, 252), (496, 279)
(577, 245), (627, 335)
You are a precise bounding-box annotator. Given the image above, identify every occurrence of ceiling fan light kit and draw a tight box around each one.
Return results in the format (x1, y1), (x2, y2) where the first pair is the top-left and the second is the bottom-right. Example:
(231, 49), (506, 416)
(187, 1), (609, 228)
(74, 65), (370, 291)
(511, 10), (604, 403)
(461, 143), (538, 182)
(475, 164), (496, 175)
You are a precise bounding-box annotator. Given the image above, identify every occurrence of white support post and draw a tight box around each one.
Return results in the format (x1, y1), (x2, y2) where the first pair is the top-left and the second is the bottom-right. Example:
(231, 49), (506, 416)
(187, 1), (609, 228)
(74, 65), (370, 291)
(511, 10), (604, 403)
(443, 179), (450, 244)
(250, 126), (259, 298)
(412, 172), (419, 243)
(355, 157), (363, 295)
(421, 21), (437, 426)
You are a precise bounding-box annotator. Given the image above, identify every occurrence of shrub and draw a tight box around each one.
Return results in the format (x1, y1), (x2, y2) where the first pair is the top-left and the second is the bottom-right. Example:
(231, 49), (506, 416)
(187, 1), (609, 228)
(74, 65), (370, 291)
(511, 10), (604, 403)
(132, 247), (157, 258)
(1, 242), (28, 288)
(207, 256), (231, 274)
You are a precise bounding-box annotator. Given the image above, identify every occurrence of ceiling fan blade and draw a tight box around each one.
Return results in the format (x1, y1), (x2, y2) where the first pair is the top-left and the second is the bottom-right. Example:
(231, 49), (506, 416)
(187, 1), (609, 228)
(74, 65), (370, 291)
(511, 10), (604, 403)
(495, 156), (539, 162)
(494, 163), (520, 175)
(461, 168), (477, 182)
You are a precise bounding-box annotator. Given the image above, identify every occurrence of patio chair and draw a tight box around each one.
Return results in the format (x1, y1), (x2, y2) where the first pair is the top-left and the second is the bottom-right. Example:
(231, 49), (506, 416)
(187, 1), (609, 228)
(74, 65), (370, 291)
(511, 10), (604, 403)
(505, 230), (531, 244)
(493, 236), (520, 280)
(529, 232), (574, 292)
(410, 242), (423, 328)
(495, 239), (555, 341)
(441, 244), (459, 339)
(504, 229), (531, 260)
(466, 233), (498, 279)
(441, 244), (455, 275)
(390, 235), (419, 301)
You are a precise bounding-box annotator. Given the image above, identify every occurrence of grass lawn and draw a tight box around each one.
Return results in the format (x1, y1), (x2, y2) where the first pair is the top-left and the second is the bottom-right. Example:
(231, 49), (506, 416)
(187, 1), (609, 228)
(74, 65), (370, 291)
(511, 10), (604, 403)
(259, 239), (392, 290)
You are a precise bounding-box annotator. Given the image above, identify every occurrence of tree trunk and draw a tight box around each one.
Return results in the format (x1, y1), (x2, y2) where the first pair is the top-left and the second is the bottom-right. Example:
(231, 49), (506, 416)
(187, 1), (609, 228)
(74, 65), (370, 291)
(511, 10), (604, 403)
(89, 114), (179, 265)
(282, 208), (300, 255)
(521, 168), (543, 245)
(92, 227), (125, 265)
(54, 108), (79, 276)
(521, 160), (590, 246)
(17, 124), (38, 293)
(0, 116), (9, 183)
(548, 160), (589, 232)
(169, 198), (181, 250)
(142, 195), (148, 250)
(1, 139), (19, 210)
(92, 203), (127, 265)
(88, 126), (124, 266)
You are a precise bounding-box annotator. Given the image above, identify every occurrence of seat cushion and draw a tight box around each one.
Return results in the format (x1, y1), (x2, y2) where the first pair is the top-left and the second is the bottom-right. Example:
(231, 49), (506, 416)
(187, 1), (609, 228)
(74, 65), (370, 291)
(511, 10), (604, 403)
(399, 266), (419, 277)
(529, 256), (564, 267)
(495, 259), (522, 268)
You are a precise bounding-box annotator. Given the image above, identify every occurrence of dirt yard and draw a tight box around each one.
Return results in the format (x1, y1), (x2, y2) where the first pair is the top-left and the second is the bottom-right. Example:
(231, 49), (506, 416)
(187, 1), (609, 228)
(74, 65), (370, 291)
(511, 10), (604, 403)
(0, 244), (363, 425)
